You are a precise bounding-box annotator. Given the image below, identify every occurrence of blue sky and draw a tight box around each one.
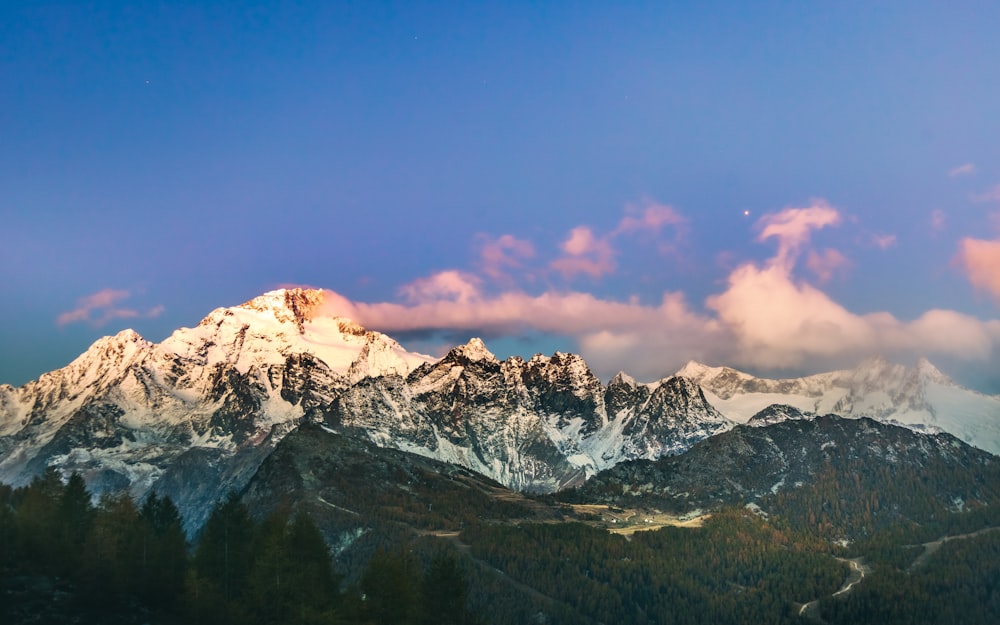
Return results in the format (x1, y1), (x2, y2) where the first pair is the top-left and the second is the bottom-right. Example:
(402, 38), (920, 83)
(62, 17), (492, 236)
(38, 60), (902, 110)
(3, 2), (1000, 391)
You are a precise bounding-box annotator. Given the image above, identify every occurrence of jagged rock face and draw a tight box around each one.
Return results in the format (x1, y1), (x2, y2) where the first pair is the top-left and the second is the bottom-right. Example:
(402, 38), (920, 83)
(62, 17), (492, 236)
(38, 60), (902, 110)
(275, 353), (343, 417)
(330, 346), (591, 493)
(326, 341), (732, 493)
(618, 377), (729, 459)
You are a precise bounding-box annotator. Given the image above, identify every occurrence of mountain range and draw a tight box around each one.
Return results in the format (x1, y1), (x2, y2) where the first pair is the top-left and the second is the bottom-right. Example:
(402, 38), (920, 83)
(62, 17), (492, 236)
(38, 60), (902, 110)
(1, 288), (998, 532)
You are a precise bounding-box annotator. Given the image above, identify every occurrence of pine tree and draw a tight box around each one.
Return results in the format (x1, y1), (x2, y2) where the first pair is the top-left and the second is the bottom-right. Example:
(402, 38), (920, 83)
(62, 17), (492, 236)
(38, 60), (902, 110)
(419, 553), (474, 625)
(58, 472), (94, 573)
(78, 492), (144, 602)
(195, 493), (256, 603)
(14, 466), (64, 572)
(139, 492), (188, 606)
(361, 548), (419, 625)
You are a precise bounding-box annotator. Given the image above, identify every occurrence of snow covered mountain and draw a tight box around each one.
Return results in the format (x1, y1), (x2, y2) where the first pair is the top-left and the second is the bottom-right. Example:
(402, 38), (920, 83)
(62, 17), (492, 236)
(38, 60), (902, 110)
(676, 357), (1000, 455)
(0, 289), (434, 529)
(0, 288), (730, 528)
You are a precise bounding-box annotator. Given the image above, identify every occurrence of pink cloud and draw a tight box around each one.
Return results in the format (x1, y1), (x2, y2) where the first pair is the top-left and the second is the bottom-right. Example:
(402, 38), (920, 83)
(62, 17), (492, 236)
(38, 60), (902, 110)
(706, 262), (875, 368)
(550, 226), (616, 279)
(479, 234), (535, 281)
(704, 248), (1000, 370)
(949, 163), (977, 178)
(399, 270), (482, 304)
(756, 201), (841, 269)
(57, 289), (164, 327)
(325, 285), (726, 377)
(614, 203), (686, 235)
(956, 238), (1000, 304)
(548, 201), (689, 281)
(871, 234), (897, 250)
(806, 248), (850, 283)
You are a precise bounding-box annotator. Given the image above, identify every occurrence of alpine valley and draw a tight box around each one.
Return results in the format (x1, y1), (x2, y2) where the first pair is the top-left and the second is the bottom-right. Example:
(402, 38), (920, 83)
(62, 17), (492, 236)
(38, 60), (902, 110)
(3, 288), (1000, 625)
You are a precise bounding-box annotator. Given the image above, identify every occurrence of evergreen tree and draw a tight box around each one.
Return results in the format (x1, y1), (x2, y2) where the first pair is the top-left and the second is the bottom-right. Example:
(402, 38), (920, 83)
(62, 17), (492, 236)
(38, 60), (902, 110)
(58, 472), (94, 573)
(13, 466), (64, 572)
(189, 493), (257, 624)
(194, 493), (256, 603)
(361, 548), (419, 625)
(78, 492), (144, 602)
(0, 482), (15, 566)
(247, 509), (343, 625)
(139, 492), (188, 607)
(419, 553), (474, 625)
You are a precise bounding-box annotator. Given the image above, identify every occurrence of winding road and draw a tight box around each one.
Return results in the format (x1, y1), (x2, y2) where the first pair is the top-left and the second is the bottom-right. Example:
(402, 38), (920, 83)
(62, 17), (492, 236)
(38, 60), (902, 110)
(905, 526), (1000, 573)
(798, 526), (1000, 622)
(797, 557), (869, 621)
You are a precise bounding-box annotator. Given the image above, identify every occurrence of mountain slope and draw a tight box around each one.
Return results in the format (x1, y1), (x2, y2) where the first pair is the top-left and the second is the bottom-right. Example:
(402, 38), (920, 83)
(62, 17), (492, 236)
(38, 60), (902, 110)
(568, 414), (1000, 538)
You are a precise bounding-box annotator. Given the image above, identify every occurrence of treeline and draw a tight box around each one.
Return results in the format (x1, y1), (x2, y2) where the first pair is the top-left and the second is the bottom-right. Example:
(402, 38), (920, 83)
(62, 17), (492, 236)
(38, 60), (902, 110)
(765, 455), (1000, 542)
(0, 469), (477, 625)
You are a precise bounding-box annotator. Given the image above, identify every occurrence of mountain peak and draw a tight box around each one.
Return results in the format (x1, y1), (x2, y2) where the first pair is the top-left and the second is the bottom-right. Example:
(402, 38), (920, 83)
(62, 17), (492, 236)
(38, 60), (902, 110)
(609, 371), (637, 388)
(675, 360), (713, 378)
(915, 357), (952, 385)
(450, 337), (497, 363)
(238, 288), (326, 329)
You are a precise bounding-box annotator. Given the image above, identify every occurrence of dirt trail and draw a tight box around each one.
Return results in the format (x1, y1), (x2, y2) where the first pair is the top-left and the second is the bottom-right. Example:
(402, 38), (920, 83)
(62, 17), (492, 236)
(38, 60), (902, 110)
(797, 557), (869, 622)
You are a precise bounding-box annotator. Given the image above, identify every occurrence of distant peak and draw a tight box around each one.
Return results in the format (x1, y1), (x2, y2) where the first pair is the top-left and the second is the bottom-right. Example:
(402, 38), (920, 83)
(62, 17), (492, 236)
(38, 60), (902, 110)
(90, 328), (147, 350)
(112, 328), (144, 342)
(675, 360), (747, 381)
(675, 360), (712, 378)
(609, 371), (637, 387)
(238, 288), (326, 328)
(449, 337), (497, 363)
(915, 357), (952, 384)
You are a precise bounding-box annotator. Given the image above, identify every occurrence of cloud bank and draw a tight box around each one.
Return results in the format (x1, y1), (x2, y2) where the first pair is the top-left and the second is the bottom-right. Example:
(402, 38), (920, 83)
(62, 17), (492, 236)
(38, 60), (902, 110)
(320, 200), (1000, 381)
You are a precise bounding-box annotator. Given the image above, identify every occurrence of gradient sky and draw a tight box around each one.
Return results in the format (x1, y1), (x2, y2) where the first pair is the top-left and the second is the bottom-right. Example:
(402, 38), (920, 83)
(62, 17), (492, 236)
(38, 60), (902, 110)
(4, 1), (1000, 392)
